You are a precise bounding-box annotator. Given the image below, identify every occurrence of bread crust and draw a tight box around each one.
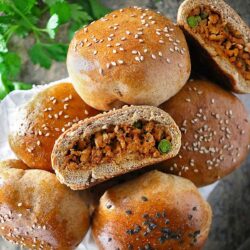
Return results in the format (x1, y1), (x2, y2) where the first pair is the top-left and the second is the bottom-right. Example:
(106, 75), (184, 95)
(158, 79), (250, 187)
(177, 0), (250, 93)
(67, 6), (191, 110)
(52, 105), (181, 190)
(0, 160), (90, 250)
(8, 82), (100, 171)
(92, 170), (212, 250)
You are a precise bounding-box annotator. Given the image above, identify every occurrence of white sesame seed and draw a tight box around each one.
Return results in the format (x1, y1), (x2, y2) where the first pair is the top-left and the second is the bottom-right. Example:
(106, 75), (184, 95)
(45, 133), (50, 137)
(64, 115), (69, 119)
(87, 43), (92, 47)
(169, 48), (174, 52)
(119, 47), (124, 51)
(107, 37), (112, 41)
(158, 52), (163, 57)
(135, 56), (140, 62)
(159, 40), (164, 44)
(166, 58), (171, 63)
(139, 39), (144, 43)
(99, 68), (103, 75)
(37, 141), (41, 146)
(93, 50), (98, 55)
(121, 37), (126, 41)
(17, 203), (22, 207)
(115, 43), (121, 47)
(140, 56), (144, 61)
(61, 128), (65, 132)
(107, 44), (112, 48)
(178, 63), (183, 68)
(117, 59), (124, 64)
(106, 63), (111, 69)
(126, 30), (131, 35)
(132, 50), (138, 55)
(144, 49), (148, 53)
(151, 54), (156, 59)
(111, 61), (117, 66)
(112, 49), (117, 54)
(185, 98), (191, 102)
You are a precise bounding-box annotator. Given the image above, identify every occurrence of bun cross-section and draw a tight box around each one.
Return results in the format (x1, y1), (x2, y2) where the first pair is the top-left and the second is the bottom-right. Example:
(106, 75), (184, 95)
(52, 106), (181, 190)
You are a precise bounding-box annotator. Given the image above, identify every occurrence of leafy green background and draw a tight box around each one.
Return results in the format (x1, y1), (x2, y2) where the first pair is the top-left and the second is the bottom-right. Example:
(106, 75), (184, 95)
(0, 0), (110, 99)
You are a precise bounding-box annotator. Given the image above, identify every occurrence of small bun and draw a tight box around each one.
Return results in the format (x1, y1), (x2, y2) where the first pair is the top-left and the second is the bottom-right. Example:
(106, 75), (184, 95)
(0, 160), (90, 249)
(52, 105), (181, 190)
(67, 6), (191, 110)
(159, 79), (250, 186)
(92, 170), (212, 250)
(9, 82), (100, 171)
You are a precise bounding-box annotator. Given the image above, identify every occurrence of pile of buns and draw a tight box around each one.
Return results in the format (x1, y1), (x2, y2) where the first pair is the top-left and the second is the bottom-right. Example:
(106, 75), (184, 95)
(1, 1), (249, 249)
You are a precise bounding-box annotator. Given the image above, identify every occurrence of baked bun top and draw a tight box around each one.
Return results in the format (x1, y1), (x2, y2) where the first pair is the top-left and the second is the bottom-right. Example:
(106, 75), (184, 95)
(67, 6), (191, 110)
(92, 170), (212, 250)
(0, 159), (90, 250)
(159, 79), (250, 186)
(9, 82), (100, 171)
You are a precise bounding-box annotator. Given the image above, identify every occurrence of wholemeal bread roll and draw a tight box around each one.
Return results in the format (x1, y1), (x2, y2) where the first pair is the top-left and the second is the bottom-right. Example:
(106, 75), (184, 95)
(52, 105), (181, 190)
(0, 160), (90, 250)
(92, 170), (212, 250)
(9, 82), (100, 171)
(158, 79), (250, 187)
(67, 6), (191, 111)
(177, 0), (250, 93)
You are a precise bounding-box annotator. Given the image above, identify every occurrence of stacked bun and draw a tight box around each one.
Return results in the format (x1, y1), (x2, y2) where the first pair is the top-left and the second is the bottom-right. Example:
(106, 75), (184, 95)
(0, 160), (90, 249)
(9, 82), (100, 171)
(67, 6), (191, 110)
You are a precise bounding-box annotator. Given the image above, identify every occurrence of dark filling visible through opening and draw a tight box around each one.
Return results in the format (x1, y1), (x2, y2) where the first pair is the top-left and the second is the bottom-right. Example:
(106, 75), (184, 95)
(187, 6), (250, 81)
(65, 120), (172, 170)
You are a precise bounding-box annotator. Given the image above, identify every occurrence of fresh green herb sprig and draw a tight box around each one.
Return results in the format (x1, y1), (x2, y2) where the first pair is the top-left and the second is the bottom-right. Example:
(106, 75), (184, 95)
(0, 0), (110, 100)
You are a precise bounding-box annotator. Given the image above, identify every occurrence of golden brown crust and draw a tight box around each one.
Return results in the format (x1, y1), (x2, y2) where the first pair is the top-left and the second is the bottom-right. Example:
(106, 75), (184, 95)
(0, 160), (90, 250)
(8, 82), (100, 171)
(52, 105), (181, 190)
(92, 170), (212, 250)
(158, 79), (250, 187)
(67, 6), (191, 111)
(177, 0), (250, 93)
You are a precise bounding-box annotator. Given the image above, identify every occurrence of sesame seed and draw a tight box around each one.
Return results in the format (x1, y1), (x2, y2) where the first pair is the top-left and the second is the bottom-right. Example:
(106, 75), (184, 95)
(118, 59), (124, 64)
(93, 50), (97, 55)
(17, 203), (22, 207)
(151, 54), (156, 59)
(126, 30), (131, 35)
(132, 50), (138, 55)
(185, 98), (191, 102)
(139, 39), (144, 43)
(87, 43), (92, 47)
(211, 99), (215, 104)
(106, 63), (111, 69)
(178, 63), (183, 68)
(135, 56), (140, 62)
(158, 52), (163, 57)
(144, 49), (148, 53)
(37, 141), (41, 146)
(159, 40), (164, 44)
(119, 47), (124, 51)
(166, 58), (171, 63)
(115, 43), (121, 47)
(112, 49), (117, 54)
(121, 37), (126, 41)
(61, 128), (65, 132)
(111, 61), (116, 66)
(64, 115), (69, 119)
(99, 68), (103, 75)
(45, 133), (50, 137)
(169, 48), (174, 52)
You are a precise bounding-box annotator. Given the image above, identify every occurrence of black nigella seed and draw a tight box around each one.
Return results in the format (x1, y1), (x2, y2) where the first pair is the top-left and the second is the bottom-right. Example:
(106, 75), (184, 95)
(161, 227), (171, 234)
(159, 236), (166, 244)
(156, 212), (161, 218)
(165, 219), (170, 224)
(149, 222), (157, 230)
(194, 230), (200, 236)
(192, 206), (197, 211)
(188, 214), (193, 220)
(162, 211), (166, 218)
(143, 231), (148, 236)
(141, 196), (148, 202)
(134, 225), (141, 233)
(108, 237), (112, 242)
(106, 204), (112, 209)
(126, 229), (134, 235)
(143, 213), (149, 218)
(145, 243), (152, 250)
(126, 210), (132, 215)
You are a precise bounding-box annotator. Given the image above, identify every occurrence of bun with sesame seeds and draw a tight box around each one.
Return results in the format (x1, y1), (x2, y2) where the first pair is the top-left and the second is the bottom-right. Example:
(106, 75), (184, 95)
(67, 6), (191, 111)
(92, 170), (212, 250)
(177, 0), (250, 93)
(158, 79), (250, 187)
(8, 82), (100, 172)
(0, 159), (90, 250)
(51, 105), (181, 190)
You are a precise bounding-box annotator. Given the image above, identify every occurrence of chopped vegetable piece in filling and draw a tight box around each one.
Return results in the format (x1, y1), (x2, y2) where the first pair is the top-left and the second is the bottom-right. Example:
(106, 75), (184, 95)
(65, 120), (172, 170)
(187, 6), (250, 80)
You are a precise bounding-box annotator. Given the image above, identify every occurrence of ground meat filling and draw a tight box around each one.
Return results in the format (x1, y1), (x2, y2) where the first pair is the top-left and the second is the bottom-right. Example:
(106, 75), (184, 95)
(187, 6), (250, 81)
(65, 120), (172, 170)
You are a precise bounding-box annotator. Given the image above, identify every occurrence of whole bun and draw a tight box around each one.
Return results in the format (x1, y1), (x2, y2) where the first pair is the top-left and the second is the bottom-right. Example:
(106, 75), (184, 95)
(92, 170), (212, 250)
(67, 6), (191, 111)
(9, 82), (100, 171)
(0, 159), (90, 249)
(159, 79), (250, 187)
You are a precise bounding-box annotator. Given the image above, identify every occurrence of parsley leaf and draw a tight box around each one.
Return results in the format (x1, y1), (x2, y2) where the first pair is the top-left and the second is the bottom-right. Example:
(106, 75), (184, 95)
(88, 0), (110, 19)
(50, 2), (71, 24)
(0, 35), (8, 53)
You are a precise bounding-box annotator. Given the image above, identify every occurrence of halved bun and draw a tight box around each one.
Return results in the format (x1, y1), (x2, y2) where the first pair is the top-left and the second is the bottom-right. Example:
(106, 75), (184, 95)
(52, 106), (181, 190)
(177, 0), (250, 93)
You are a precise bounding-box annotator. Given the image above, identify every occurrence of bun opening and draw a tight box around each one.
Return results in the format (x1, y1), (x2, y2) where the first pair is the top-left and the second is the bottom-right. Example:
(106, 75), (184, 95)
(64, 120), (173, 171)
(186, 5), (250, 82)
